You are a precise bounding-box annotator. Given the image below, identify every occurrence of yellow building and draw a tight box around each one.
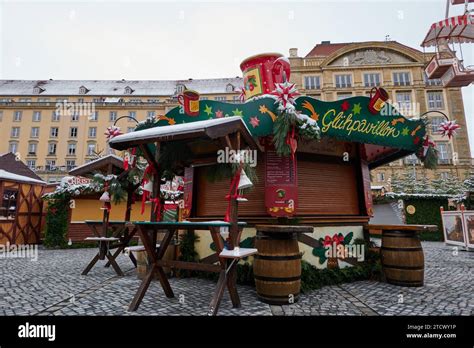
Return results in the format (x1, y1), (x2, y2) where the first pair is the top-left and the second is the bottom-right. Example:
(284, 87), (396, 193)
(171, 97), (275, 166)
(0, 78), (242, 182)
(288, 40), (472, 187)
(0, 40), (472, 187)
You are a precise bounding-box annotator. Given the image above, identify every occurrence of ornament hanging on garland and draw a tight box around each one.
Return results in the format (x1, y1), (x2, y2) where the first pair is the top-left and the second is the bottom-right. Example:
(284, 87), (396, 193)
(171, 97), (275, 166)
(416, 136), (438, 169)
(99, 184), (111, 212)
(271, 81), (320, 158)
(438, 120), (460, 139)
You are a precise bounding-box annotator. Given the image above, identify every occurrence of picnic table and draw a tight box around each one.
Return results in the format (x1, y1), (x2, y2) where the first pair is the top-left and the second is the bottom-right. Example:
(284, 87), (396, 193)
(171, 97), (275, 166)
(129, 221), (257, 316)
(81, 220), (139, 276)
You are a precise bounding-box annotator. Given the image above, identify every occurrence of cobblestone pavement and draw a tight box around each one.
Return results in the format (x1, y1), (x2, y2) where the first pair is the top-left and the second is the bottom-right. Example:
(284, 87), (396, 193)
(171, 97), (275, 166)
(0, 242), (472, 316)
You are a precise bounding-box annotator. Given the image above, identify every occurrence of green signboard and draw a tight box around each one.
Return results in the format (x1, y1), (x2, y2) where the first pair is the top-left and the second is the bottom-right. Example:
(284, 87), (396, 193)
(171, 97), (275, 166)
(140, 95), (425, 152)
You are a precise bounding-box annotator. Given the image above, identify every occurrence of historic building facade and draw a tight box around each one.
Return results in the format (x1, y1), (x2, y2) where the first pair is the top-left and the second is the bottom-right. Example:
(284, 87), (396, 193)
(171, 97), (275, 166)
(0, 79), (242, 182)
(289, 40), (472, 187)
(0, 40), (471, 186)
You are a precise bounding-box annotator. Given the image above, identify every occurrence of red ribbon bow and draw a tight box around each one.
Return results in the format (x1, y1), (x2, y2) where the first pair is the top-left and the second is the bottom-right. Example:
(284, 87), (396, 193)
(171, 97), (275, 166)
(224, 169), (242, 222)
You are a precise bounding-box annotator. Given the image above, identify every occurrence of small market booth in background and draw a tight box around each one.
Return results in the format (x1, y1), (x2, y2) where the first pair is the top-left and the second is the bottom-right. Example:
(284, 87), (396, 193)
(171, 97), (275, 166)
(64, 154), (152, 242)
(0, 153), (47, 244)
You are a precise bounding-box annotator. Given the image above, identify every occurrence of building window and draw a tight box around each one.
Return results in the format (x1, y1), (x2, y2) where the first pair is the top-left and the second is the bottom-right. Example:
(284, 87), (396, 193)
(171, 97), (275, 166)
(215, 96), (226, 101)
(226, 84), (234, 92)
(30, 127), (40, 138)
(377, 172), (385, 182)
(13, 111), (22, 122)
(430, 117), (444, 133)
(1, 189), (17, 219)
(124, 86), (134, 95)
(27, 160), (36, 170)
(335, 74), (352, 88)
(427, 91), (444, 110)
(176, 84), (185, 94)
(70, 127), (78, 138)
(87, 143), (96, 156)
(79, 86), (88, 94)
(50, 127), (59, 138)
(46, 160), (56, 171)
(436, 142), (451, 164)
(128, 111), (136, 120)
(93, 98), (102, 103)
(71, 112), (79, 122)
(8, 142), (18, 154)
(440, 172), (449, 180)
(337, 93), (352, 100)
(404, 153), (419, 165)
(147, 99), (159, 104)
(90, 111), (98, 121)
(147, 111), (156, 119)
(11, 127), (20, 138)
(304, 76), (321, 90)
(19, 98), (31, 103)
(395, 91), (412, 112)
(67, 143), (76, 156)
(78, 98), (84, 103)
(129, 98), (142, 103)
(88, 127), (97, 138)
(48, 143), (57, 155)
(424, 72), (442, 86)
(32, 111), (41, 122)
(66, 160), (76, 171)
(52, 111), (60, 122)
(28, 143), (37, 155)
(38, 98), (50, 103)
(363, 73), (381, 87)
(109, 111), (117, 122)
(201, 97), (209, 101)
(393, 72), (411, 86)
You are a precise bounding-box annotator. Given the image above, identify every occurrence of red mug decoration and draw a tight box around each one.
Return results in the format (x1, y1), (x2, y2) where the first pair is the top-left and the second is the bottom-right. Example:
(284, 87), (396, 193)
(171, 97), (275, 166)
(178, 89), (200, 116)
(240, 53), (291, 99)
(368, 87), (389, 114)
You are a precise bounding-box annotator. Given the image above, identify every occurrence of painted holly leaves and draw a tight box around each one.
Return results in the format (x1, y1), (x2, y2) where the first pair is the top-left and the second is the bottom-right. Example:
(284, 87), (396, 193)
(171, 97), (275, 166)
(312, 232), (354, 265)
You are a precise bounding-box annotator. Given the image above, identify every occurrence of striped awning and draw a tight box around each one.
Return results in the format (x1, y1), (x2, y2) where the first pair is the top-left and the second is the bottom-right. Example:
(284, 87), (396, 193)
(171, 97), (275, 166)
(421, 14), (474, 47)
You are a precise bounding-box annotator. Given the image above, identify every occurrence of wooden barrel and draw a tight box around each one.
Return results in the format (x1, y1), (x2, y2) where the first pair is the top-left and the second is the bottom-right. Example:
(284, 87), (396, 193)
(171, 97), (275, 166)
(253, 225), (313, 305)
(381, 230), (424, 287)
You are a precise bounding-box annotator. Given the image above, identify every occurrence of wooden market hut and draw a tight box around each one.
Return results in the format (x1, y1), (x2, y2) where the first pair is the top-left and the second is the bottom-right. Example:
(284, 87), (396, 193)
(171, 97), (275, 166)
(65, 154), (151, 241)
(0, 153), (47, 244)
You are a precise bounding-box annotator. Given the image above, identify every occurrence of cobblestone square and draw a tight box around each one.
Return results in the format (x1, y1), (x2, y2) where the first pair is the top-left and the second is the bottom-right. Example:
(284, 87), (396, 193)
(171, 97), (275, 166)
(0, 242), (471, 316)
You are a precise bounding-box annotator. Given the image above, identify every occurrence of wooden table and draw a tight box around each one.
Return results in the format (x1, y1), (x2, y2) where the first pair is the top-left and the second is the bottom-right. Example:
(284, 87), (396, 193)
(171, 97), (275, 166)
(81, 220), (138, 276)
(129, 221), (257, 315)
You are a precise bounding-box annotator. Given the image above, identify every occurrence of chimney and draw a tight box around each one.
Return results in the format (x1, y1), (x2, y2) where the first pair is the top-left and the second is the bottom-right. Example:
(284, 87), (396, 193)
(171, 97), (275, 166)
(289, 48), (298, 58)
(321, 40), (331, 45)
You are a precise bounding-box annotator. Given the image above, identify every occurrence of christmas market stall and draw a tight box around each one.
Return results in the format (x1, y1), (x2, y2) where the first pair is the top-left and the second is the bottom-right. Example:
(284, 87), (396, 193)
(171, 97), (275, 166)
(109, 52), (436, 308)
(0, 153), (46, 245)
(109, 116), (260, 315)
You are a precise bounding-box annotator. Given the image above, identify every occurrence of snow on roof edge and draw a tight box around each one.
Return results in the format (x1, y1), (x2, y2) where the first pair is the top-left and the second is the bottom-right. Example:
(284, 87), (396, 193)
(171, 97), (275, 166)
(0, 169), (46, 185)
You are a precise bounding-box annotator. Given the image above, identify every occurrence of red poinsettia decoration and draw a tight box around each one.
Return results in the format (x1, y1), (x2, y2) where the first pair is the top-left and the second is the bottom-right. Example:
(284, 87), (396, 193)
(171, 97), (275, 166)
(323, 235), (333, 247)
(438, 120), (460, 139)
(104, 125), (122, 140)
(332, 233), (345, 245)
(271, 81), (300, 108)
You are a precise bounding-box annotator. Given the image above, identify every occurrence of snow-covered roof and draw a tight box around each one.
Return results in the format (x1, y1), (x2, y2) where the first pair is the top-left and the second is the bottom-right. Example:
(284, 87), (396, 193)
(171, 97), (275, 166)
(109, 116), (257, 151)
(69, 154), (123, 174)
(371, 185), (385, 190)
(0, 78), (243, 96)
(0, 169), (46, 185)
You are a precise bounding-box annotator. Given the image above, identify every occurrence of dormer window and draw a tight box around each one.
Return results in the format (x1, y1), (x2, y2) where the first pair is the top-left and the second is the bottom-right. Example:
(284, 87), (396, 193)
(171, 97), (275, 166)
(124, 86), (134, 95)
(79, 86), (89, 95)
(226, 84), (234, 92)
(176, 84), (186, 94)
(33, 86), (44, 94)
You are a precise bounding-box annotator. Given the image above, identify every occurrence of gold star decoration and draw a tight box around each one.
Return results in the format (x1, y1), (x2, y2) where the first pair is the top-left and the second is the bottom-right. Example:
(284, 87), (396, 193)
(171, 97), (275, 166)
(259, 105), (268, 114)
(204, 104), (212, 116)
(401, 127), (409, 136)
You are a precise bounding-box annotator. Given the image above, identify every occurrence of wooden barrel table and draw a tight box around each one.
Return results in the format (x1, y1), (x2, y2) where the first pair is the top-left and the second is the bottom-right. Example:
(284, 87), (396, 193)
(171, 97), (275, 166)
(369, 224), (437, 287)
(254, 225), (313, 304)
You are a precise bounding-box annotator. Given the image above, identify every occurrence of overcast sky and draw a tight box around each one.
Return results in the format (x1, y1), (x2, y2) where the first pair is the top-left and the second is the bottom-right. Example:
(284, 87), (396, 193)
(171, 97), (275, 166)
(1, 0), (473, 153)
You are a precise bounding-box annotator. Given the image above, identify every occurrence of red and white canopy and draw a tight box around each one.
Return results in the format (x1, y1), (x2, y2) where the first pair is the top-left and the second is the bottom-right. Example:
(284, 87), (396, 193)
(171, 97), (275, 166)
(421, 14), (474, 47)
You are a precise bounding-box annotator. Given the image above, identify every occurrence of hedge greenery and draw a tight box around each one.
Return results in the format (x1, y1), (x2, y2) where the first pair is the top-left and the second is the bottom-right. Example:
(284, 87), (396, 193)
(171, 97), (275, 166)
(43, 194), (70, 248)
(403, 198), (448, 241)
